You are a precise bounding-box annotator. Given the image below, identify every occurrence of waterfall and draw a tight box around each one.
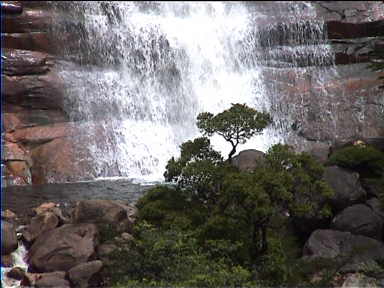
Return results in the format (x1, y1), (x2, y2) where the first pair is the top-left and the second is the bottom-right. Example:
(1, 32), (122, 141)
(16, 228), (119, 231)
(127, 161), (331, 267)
(49, 1), (334, 182)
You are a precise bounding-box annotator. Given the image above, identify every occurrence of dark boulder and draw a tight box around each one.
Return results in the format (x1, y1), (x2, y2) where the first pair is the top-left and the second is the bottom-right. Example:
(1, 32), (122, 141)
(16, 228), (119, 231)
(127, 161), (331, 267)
(72, 200), (137, 234)
(330, 204), (383, 240)
(6, 267), (26, 281)
(361, 178), (384, 198)
(323, 166), (366, 211)
(28, 223), (98, 273)
(231, 149), (266, 172)
(303, 229), (384, 273)
(366, 198), (384, 220)
(68, 260), (103, 288)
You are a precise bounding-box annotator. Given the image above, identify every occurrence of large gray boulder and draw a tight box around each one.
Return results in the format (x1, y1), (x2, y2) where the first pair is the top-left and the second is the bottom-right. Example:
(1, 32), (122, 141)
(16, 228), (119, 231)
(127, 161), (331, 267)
(303, 229), (384, 272)
(72, 200), (137, 233)
(1, 220), (18, 255)
(22, 211), (59, 243)
(323, 166), (366, 211)
(331, 204), (383, 240)
(231, 149), (266, 172)
(28, 223), (98, 273)
(366, 198), (384, 220)
(68, 260), (103, 288)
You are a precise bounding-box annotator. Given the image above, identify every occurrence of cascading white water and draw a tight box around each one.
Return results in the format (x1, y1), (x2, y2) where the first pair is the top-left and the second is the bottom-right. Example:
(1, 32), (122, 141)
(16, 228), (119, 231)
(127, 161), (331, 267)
(50, 1), (334, 182)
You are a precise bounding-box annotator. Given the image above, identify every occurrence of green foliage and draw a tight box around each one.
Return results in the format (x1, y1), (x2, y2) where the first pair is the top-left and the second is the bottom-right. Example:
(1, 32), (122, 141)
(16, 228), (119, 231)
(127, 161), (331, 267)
(105, 222), (255, 288)
(98, 223), (121, 243)
(197, 103), (272, 159)
(109, 104), (339, 287)
(164, 136), (223, 183)
(328, 145), (384, 178)
(265, 144), (334, 218)
(136, 185), (208, 230)
(256, 233), (303, 286)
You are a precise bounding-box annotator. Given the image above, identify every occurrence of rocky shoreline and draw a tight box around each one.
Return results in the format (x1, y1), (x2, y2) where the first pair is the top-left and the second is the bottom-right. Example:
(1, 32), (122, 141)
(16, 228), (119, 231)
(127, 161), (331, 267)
(1, 142), (384, 287)
(2, 199), (137, 287)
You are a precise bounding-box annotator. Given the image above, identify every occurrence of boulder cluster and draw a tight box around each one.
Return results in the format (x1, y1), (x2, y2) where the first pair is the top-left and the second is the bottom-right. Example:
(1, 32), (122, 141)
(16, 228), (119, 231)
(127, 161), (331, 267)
(2, 200), (137, 288)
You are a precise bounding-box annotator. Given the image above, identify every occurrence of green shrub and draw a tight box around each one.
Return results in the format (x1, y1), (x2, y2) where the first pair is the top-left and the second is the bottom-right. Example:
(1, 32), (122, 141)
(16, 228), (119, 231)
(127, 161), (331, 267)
(328, 145), (384, 178)
(104, 222), (255, 287)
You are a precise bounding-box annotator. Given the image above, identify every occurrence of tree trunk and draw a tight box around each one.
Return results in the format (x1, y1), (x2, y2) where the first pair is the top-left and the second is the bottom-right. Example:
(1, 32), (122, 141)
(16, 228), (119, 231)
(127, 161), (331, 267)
(227, 145), (237, 162)
(261, 226), (268, 253)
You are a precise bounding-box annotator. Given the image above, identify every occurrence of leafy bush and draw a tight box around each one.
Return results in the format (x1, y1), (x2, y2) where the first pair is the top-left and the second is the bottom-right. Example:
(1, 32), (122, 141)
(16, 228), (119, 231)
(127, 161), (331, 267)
(328, 145), (384, 178)
(105, 222), (255, 288)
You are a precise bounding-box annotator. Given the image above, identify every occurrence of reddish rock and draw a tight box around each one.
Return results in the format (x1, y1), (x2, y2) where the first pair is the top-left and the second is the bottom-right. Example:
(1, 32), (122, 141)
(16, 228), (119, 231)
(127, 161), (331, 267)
(28, 223), (98, 273)
(1, 32), (57, 54)
(3, 112), (23, 132)
(33, 203), (69, 223)
(23, 271), (70, 288)
(33, 202), (56, 214)
(30, 136), (96, 184)
(3, 8), (54, 33)
(4, 141), (31, 163)
(5, 160), (31, 185)
(9, 122), (75, 146)
(22, 211), (60, 243)
(2, 72), (65, 110)
(2, 48), (53, 76)
(3, 104), (69, 131)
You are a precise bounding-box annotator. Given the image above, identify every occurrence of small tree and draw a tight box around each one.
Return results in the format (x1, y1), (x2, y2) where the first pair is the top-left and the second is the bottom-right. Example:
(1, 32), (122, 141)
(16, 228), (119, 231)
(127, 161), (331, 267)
(197, 103), (272, 161)
(164, 137), (227, 204)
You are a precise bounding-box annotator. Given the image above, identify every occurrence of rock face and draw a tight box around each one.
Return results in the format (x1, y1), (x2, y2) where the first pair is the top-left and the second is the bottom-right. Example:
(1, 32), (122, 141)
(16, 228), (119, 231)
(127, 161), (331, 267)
(303, 229), (384, 272)
(1, 220), (18, 255)
(258, 1), (384, 155)
(330, 204), (383, 240)
(323, 166), (366, 211)
(28, 223), (98, 272)
(2, 1), (384, 184)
